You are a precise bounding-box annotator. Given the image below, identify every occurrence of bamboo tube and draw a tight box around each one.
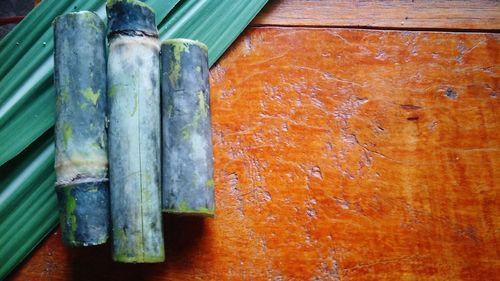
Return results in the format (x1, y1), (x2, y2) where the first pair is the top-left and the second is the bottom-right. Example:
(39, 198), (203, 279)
(53, 12), (109, 246)
(161, 39), (215, 217)
(107, 0), (164, 263)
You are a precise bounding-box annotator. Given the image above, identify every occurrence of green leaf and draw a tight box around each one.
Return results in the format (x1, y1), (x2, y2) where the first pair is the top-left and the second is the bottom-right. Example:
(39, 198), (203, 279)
(0, 0), (268, 278)
(0, 132), (58, 279)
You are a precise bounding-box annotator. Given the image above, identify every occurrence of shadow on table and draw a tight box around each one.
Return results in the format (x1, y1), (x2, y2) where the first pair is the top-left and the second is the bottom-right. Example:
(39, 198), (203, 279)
(67, 214), (206, 281)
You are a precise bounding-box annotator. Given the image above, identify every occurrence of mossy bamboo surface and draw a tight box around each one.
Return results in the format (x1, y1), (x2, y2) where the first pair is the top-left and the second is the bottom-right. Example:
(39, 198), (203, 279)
(53, 11), (109, 247)
(107, 0), (164, 263)
(161, 39), (214, 216)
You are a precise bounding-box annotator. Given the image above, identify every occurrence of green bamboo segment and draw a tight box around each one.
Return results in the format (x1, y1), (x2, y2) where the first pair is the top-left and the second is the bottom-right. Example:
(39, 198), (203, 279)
(161, 39), (215, 216)
(107, 0), (164, 263)
(53, 12), (109, 246)
(0, 0), (268, 277)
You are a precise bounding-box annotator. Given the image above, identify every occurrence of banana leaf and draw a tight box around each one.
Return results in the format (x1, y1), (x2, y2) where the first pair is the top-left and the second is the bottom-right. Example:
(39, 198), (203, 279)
(0, 0), (267, 279)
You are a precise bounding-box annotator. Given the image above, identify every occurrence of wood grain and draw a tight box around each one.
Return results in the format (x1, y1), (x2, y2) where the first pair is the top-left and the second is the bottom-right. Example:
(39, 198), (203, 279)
(8, 27), (500, 280)
(253, 0), (500, 31)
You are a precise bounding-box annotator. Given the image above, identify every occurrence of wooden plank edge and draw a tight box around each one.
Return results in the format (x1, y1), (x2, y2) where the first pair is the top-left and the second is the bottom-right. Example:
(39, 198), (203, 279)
(251, 0), (500, 31)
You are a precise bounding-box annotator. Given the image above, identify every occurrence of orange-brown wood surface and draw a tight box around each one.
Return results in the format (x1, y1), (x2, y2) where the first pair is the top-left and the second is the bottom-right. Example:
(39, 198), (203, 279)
(8, 26), (500, 280)
(253, 0), (500, 30)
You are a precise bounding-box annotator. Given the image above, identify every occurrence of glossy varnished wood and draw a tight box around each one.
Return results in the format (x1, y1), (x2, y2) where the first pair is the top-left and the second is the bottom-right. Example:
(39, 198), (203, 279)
(253, 0), (500, 31)
(8, 27), (500, 281)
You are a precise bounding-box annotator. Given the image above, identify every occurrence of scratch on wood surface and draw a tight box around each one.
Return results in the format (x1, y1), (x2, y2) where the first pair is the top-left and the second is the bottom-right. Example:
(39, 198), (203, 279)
(343, 254), (428, 272)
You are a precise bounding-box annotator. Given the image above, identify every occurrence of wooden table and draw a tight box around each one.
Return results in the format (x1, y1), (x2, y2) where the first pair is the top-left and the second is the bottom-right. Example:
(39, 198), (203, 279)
(8, 1), (500, 280)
